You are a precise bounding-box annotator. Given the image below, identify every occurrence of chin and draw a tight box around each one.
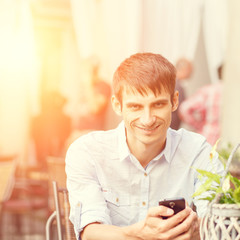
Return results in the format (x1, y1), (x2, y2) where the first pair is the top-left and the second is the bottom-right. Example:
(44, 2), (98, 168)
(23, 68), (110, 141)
(139, 134), (162, 145)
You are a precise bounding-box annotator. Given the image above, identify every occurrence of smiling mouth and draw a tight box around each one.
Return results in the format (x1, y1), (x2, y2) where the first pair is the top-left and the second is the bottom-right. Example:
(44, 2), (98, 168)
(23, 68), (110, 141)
(136, 125), (160, 132)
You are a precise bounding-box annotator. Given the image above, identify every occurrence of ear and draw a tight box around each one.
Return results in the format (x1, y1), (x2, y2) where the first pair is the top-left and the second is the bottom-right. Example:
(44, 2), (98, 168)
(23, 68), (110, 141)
(172, 91), (179, 112)
(111, 95), (122, 116)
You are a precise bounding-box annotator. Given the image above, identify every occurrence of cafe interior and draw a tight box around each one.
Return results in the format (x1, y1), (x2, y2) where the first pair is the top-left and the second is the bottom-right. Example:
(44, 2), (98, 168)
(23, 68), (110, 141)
(0, 0), (240, 239)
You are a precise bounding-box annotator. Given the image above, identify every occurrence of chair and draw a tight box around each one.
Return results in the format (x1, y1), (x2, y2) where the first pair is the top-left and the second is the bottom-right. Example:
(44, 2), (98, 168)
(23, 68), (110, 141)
(0, 156), (16, 211)
(0, 156), (16, 237)
(0, 156), (48, 237)
(46, 156), (67, 212)
(46, 156), (66, 188)
(46, 181), (75, 240)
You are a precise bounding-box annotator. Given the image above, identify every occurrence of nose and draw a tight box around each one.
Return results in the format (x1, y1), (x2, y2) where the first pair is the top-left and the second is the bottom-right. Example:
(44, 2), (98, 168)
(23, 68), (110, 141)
(140, 108), (156, 126)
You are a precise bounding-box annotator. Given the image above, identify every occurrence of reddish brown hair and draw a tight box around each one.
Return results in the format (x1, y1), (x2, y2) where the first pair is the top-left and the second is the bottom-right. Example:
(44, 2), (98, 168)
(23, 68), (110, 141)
(112, 52), (176, 103)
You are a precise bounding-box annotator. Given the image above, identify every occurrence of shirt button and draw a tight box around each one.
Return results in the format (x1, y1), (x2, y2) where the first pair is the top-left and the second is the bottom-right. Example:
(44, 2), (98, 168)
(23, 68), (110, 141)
(144, 172), (147, 177)
(142, 201), (146, 206)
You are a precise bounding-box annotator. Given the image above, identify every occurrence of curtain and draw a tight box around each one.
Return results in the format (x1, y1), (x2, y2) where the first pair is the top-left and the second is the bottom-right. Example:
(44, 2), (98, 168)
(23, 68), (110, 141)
(221, 0), (240, 145)
(70, 0), (228, 83)
(142, 0), (202, 64)
(70, 0), (142, 80)
(142, 0), (227, 84)
(202, 0), (228, 83)
(68, 0), (142, 127)
(0, 0), (39, 167)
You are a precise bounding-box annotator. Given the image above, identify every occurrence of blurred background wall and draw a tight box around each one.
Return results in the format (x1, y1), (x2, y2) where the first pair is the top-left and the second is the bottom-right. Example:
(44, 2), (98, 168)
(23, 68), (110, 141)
(221, 0), (240, 145)
(0, 0), (239, 170)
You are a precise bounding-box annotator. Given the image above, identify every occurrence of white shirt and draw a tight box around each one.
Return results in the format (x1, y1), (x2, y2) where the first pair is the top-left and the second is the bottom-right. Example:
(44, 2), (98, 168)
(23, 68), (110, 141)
(65, 121), (223, 239)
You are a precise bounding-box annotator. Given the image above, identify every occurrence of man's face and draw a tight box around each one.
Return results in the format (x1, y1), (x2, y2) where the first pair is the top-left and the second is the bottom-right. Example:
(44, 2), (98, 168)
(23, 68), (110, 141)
(112, 87), (179, 150)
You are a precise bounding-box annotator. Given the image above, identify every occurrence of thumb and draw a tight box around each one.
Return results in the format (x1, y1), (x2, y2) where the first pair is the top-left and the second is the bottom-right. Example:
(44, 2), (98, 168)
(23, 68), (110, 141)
(147, 206), (174, 218)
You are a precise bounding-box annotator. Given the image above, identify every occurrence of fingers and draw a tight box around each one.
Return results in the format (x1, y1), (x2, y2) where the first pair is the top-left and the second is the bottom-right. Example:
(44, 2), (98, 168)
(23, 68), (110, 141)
(179, 212), (200, 240)
(167, 209), (198, 239)
(147, 205), (174, 219)
(147, 205), (192, 229)
(143, 206), (198, 240)
(144, 206), (175, 235)
(162, 206), (192, 229)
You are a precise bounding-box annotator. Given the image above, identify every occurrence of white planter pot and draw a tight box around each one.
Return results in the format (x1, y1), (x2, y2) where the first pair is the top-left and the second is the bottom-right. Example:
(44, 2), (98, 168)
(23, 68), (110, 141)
(200, 203), (240, 240)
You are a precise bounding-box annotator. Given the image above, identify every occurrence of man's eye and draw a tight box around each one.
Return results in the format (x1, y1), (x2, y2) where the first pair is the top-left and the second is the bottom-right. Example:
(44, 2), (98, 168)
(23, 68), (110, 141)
(130, 105), (140, 110)
(154, 102), (163, 107)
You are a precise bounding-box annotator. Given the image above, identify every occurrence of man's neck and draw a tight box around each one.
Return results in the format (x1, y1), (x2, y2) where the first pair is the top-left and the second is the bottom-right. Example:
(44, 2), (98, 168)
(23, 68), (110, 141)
(128, 140), (166, 169)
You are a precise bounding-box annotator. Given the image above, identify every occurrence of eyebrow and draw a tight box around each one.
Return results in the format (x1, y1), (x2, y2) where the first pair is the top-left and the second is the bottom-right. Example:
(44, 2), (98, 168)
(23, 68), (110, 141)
(125, 98), (169, 108)
(151, 99), (169, 105)
(126, 102), (142, 108)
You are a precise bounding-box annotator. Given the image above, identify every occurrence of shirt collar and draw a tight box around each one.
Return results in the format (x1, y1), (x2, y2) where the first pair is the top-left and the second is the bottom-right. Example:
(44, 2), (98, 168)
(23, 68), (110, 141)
(160, 130), (172, 163)
(117, 121), (131, 161)
(129, 128), (178, 164)
(149, 131), (172, 163)
(117, 122), (180, 164)
(164, 128), (181, 163)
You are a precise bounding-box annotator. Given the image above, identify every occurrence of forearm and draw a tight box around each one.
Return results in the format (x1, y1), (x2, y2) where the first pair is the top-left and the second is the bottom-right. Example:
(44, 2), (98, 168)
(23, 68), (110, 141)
(81, 222), (143, 240)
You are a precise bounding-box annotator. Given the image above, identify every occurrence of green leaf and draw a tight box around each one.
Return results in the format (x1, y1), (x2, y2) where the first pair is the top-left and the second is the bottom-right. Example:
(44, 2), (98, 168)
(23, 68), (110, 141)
(198, 194), (216, 201)
(233, 186), (240, 204)
(192, 178), (215, 198)
(222, 176), (231, 192)
(218, 156), (227, 168)
(215, 187), (224, 194)
(195, 169), (221, 184)
(192, 140), (240, 205)
(219, 194), (235, 204)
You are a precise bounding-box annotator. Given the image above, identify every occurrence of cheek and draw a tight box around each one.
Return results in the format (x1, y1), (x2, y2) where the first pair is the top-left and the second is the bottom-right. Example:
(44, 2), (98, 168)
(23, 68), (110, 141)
(123, 116), (135, 128)
(154, 107), (172, 118)
(123, 110), (141, 122)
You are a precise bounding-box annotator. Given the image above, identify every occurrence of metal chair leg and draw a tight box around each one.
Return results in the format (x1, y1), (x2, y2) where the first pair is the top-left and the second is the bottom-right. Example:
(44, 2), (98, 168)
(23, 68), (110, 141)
(53, 181), (63, 240)
(46, 211), (56, 240)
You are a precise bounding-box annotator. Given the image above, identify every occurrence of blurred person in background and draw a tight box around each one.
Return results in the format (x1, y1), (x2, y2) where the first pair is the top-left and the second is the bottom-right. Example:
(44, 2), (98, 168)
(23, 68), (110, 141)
(78, 58), (111, 131)
(179, 65), (223, 145)
(170, 58), (193, 130)
(32, 91), (71, 169)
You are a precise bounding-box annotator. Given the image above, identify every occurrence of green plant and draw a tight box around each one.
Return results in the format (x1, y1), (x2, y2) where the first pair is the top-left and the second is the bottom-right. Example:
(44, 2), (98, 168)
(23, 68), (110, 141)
(217, 142), (240, 164)
(192, 141), (240, 205)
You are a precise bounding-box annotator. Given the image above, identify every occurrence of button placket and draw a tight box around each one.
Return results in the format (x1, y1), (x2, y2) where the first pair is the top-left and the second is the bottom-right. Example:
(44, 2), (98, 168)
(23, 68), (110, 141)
(139, 171), (150, 219)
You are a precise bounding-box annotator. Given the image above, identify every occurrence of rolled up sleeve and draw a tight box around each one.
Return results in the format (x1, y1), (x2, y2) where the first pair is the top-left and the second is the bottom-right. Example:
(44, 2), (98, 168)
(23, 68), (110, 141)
(65, 137), (112, 239)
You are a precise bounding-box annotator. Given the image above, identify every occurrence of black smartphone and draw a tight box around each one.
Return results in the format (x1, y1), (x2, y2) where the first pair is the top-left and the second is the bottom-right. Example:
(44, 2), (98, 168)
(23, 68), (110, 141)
(159, 197), (186, 219)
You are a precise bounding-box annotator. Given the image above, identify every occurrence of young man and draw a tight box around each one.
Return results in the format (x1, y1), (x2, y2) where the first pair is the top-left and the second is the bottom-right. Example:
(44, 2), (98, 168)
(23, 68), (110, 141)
(66, 53), (223, 240)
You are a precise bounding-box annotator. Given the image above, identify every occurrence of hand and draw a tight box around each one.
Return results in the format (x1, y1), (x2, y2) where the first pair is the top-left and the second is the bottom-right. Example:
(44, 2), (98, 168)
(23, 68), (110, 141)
(173, 212), (200, 240)
(135, 205), (195, 240)
(81, 206), (200, 240)
(180, 216), (200, 240)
